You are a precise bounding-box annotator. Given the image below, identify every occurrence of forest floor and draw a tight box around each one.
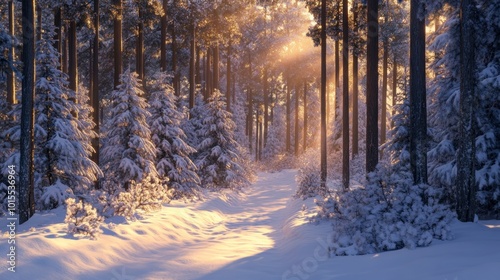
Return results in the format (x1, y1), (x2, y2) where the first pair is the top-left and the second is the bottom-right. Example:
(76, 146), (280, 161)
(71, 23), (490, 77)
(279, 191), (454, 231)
(1, 169), (500, 280)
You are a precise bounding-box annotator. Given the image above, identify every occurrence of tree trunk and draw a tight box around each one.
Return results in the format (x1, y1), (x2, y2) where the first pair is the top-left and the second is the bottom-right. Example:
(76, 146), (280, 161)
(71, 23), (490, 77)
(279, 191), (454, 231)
(352, 3), (359, 159)
(264, 67), (269, 147)
(320, 0), (327, 189)
(409, 0), (428, 185)
(286, 73), (291, 154)
(381, 17), (388, 156)
(226, 43), (231, 111)
(172, 21), (179, 95)
(213, 43), (220, 91)
(160, 0), (167, 71)
(342, 0), (349, 191)
(205, 48), (212, 99)
(68, 20), (78, 93)
(62, 23), (68, 74)
(456, 0), (477, 222)
(189, 22), (195, 109)
(248, 89), (253, 151)
(196, 45), (201, 85)
(247, 51), (253, 147)
(303, 80), (307, 152)
(295, 83), (300, 157)
(255, 116), (259, 161)
(366, 0), (379, 173)
(259, 121), (263, 161)
(136, 8), (144, 84)
(113, 0), (123, 88)
(334, 39), (340, 122)
(7, 0), (15, 105)
(391, 57), (397, 128)
(92, 0), (100, 168)
(19, 0), (36, 224)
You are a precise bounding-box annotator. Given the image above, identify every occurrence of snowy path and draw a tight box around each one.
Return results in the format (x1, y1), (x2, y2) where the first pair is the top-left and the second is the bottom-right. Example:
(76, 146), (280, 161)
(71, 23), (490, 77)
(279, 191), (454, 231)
(2, 169), (500, 280)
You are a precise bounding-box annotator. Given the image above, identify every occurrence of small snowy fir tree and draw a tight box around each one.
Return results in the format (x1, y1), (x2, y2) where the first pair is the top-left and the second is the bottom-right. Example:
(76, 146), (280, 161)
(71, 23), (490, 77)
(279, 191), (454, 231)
(195, 90), (249, 190)
(65, 197), (104, 239)
(263, 104), (286, 161)
(148, 72), (200, 200)
(185, 93), (207, 150)
(101, 70), (164, 216)
(10, 27), (102, 210)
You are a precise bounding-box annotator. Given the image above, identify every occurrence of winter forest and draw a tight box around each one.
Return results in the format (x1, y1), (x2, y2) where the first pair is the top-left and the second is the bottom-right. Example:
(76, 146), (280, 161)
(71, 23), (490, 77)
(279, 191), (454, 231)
(0, 0), (499, 279)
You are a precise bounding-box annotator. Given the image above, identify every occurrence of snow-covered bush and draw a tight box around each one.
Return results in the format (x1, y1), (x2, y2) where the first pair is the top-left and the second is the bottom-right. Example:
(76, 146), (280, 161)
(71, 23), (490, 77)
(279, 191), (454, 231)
(295, 165), (328, 200)
(65, 197), (104, 239)
(40, 180), (74, 209)
(323, 164), (454, 256)
(295, 149), (328, 199)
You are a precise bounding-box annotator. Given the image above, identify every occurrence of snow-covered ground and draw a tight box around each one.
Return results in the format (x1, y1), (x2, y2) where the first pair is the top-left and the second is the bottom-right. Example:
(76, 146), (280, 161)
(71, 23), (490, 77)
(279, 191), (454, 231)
(1, 169), (499, 280)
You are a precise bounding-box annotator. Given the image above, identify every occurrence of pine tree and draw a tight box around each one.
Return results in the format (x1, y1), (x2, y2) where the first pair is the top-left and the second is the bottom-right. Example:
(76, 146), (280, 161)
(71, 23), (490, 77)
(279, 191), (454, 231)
(148, 72), (200, 200)
(195, 90), (249, 190)
(428, 0), (500, 218)
(101, 70), (164, 215)
(6, 29), (101, 210)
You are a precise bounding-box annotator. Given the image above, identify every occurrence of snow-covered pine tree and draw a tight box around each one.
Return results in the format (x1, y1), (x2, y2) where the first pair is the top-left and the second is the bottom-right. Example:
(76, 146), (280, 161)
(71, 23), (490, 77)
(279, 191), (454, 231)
(148, 72), (200, 200)
(195, 90), (249, 190)
(263, 104), (286, 161)
(18, 28), (101, 210)
(428, 0), (500, 218)
(185, 93), (207, 151)
(101, 69), (164, 215)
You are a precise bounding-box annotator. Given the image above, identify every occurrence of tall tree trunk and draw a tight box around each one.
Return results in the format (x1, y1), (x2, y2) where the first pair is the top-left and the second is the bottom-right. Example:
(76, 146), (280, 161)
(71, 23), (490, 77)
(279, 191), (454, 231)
(303, 80), (307, 152)
(136, 8), (144, 85)
(352, 3), (359, 159)
(195, 44), (201, 84)
(247, 51), (253, 147)
(286, 73), (291, 154)
(259, 121), (263, 161)
(334, 39), (340, 122)
(160, 0), (167, 71)
(92, 0), (100, 168)
(255, 115), (259, 161)
(19, 0), (36, 224)
(295, 83), (300, 156)
(68, 20), (78, 93)
(189, 22), (196, 109)
(205, 48), (212, 99)
(213, 43), (220, 91)
(381, 15), (389, 156)
(409, 0), (428, 184)
(366, 0), (379, 173)
(172, 22), (179, 95)
(320, 0), (327, 189)
(342, 0), (349, 191)
(62, 23), (68, 74)
(7, 0), (16, 105)
(113, 0), (123, 88)
(226, 43), (232, 111)
(263, 67), (269, 147)
(456, 0), (477, 222)
(391, 57), (397, 128)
